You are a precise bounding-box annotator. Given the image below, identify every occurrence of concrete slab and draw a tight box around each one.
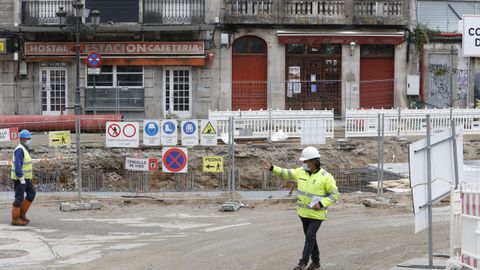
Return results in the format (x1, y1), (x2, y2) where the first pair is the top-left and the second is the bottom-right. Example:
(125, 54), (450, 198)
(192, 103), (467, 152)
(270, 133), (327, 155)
(392, 256), (448, 270)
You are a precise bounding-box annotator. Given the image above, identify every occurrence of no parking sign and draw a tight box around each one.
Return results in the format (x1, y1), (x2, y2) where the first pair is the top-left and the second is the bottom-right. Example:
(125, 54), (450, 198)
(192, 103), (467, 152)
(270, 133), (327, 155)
(143, 120), (160, 146)
(162, 147), (188, 173)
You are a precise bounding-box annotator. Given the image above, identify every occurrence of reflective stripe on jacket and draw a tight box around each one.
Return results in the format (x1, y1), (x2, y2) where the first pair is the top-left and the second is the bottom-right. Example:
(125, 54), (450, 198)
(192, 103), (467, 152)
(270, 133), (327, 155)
(10, 144), (33, 180)
(272, 166), (339, 220)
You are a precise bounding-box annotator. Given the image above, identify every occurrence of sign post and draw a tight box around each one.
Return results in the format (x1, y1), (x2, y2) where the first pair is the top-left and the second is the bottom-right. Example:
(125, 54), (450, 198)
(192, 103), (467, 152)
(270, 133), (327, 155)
(86, 51), (102, 112)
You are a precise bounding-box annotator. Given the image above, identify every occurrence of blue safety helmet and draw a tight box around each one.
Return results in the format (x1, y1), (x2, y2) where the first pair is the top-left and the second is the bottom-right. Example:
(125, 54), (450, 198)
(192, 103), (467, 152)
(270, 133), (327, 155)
(19, 129), (32, 139)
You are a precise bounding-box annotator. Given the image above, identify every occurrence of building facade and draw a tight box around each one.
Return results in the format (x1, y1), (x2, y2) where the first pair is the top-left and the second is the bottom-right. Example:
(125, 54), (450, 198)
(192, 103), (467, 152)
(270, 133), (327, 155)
(0, 0), (415, 118)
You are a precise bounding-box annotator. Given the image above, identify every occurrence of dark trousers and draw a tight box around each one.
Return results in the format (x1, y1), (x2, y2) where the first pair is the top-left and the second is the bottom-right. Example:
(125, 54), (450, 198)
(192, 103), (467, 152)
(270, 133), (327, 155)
(299, 216), (323, 265)
(12, 179), (36, 207)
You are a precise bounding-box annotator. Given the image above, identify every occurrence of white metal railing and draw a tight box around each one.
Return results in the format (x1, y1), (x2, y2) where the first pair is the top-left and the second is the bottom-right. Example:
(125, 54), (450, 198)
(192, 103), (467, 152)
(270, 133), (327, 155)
(345, 108), (480, 138)
(209, 109), (334, 139)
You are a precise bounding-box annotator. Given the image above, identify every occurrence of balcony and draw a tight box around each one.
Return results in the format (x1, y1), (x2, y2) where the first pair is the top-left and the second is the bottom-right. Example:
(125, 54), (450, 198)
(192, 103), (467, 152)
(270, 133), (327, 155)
(224, 0), (407, 26)
(20, 0), (205, 26)
(143, 0), (205, 24)
(224, 1), (278, 24)
(283, 0), (345, 24)
(353, 0), (406, 25)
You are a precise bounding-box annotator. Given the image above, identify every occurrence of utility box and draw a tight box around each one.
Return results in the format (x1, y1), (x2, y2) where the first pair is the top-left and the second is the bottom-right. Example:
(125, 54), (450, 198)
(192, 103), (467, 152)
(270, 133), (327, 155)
(407, 75), (420, 96)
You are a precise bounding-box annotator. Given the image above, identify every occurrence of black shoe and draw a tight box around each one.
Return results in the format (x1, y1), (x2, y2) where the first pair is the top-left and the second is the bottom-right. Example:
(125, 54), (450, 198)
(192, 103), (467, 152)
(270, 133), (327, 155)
(293, 263), (306, 270)
(306, 261), (321, 270)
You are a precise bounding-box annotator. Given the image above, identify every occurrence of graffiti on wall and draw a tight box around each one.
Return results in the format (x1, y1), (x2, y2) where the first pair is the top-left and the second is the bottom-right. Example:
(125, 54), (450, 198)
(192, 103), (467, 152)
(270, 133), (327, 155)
(455, 70), (468, 107)
(428, 63), (451, 108)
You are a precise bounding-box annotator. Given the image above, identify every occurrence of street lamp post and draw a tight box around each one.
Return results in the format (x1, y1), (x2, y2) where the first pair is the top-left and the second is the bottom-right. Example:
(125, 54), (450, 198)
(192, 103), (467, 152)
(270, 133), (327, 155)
(57, 2), (100, 202)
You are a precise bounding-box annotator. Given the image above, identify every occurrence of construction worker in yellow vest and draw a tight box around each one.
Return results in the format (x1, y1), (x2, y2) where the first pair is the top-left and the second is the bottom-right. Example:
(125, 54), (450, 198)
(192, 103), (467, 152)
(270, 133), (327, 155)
(10, 129), (36, 226)
(263, 146), (339, 270)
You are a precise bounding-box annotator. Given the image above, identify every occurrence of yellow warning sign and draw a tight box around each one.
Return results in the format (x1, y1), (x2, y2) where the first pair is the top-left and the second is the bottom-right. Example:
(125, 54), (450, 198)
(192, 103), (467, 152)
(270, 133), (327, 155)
(202, 121), (216, 135)
(48, 131), (71, 147)
(203, 156), (223, 173)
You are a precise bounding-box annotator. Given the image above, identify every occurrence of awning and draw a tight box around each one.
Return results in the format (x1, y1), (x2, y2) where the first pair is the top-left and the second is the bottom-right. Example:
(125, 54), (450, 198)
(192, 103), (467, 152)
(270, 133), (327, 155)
(277, 30), (405, 45)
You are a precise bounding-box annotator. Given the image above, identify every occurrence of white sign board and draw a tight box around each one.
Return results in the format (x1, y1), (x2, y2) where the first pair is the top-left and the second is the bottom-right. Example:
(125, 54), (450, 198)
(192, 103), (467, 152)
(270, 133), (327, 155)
(463, 16), (480, 56)
(0, 127), (19, 142)
(409, 126), (464, 233)
(125, 157), (159, 171)
(200, 120), (218, 146)
(161, 120), (178, 146)
(181, 120), (199, 146)
(143, 120), (161, 146)
(106, 121), (139, 148)
(301, 119), (326, 145)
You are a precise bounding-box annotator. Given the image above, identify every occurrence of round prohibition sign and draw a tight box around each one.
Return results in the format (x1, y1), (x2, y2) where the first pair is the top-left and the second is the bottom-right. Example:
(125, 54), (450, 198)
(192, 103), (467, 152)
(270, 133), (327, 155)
(108, 124), (121, 137)
(163, 148), (187, 172)
(87, 52), (102, 68)
(123, 124), (137, 138)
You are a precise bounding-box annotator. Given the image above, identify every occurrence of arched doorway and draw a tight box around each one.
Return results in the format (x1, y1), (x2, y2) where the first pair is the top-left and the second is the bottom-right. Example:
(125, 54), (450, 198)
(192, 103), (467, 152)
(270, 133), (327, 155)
(232, 36), (268, 110)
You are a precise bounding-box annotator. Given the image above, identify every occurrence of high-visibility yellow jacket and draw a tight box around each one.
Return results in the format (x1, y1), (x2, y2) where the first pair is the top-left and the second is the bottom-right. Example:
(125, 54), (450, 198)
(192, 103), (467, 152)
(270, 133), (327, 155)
(10, 144), (33, 180)
(272, 166), (339, 220)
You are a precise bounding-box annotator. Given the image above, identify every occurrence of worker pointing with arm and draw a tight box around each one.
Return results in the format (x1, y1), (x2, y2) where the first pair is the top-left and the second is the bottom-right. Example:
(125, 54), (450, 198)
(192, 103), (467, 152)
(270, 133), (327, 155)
(10, 130), (36, 226)
(263, 146), (339, 270)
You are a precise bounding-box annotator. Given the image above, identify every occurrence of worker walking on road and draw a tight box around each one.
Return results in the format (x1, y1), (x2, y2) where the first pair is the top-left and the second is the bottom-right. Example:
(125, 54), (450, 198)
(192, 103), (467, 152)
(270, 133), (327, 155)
(263, 146), (339, 270)
(10, 129), (36, 226)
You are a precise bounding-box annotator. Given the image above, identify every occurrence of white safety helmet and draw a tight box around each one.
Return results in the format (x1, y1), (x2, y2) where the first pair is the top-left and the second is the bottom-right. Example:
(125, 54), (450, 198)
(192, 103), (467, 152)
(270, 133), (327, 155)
(299, 146), (321, 161)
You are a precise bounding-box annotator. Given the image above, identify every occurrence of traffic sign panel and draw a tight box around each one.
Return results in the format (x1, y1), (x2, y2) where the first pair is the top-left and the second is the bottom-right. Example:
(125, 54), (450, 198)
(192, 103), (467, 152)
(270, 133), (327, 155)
(200, 120), (218, 146)
(143, 120), (161, 146)
(181, 120), (198, 146)
(162, 147), (188, 173)
(161, 120), (178, 146)
(87, 51), (102, 68)
(106, 121), (139, 148)
(0, 127), (19, 142)
(203, 156), (224, 173)
(48, 130), (71, 147)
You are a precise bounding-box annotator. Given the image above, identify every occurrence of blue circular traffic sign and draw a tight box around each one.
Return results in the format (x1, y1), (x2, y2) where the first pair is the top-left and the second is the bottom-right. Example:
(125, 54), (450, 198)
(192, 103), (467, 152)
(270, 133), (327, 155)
(145, 122), (159, 136)
(162, 121), (176, 135)
(87, 51), (102, 68)
(183, 121), (196, 135)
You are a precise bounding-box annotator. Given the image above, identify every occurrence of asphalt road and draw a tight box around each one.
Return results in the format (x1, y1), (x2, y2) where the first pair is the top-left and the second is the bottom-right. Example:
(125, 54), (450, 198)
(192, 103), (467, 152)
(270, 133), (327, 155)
(0, 197), (450, 270)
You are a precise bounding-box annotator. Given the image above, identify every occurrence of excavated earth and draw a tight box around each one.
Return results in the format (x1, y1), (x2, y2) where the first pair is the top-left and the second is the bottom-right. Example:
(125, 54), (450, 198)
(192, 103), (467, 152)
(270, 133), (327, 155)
(1, 134), (479, 192)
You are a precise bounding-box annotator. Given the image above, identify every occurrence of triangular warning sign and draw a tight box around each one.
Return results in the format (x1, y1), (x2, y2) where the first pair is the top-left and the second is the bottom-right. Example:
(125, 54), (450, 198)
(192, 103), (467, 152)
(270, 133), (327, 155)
(202, 121), (216, 135)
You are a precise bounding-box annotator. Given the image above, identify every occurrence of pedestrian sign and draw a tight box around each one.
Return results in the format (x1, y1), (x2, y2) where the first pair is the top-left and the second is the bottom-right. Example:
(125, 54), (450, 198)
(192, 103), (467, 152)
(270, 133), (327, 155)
(181, 120), (198, 146)
(161, 120), (177, 146)
(162, 147), (188, 173)
(203, 156), (223, 173)
(48, 130), (71, 147)
(202, 121), (216, 135)
(143, 120), (161, 146)
(200, 120), (218, 146)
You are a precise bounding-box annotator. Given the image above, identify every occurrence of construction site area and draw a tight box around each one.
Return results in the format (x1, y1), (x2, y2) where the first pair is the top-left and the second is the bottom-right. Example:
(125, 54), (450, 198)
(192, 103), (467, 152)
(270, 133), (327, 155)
(0, 110), (480, 270)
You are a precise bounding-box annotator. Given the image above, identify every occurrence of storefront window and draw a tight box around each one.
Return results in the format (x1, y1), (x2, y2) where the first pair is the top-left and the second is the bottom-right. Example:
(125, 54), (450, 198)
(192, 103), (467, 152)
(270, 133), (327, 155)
(87, 65), (143, 87)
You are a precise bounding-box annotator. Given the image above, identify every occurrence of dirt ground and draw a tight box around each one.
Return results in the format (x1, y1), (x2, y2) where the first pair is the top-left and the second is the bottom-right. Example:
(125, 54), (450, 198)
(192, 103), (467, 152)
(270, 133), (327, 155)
(1, 134), (479, 191)
(0, 191), (451, 270)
